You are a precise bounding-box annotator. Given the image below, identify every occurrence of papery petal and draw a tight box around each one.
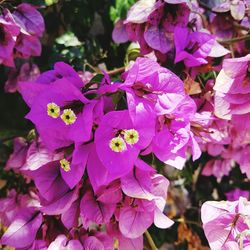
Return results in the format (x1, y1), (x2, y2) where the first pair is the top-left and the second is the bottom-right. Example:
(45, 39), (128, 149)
(144, 25), (172, 53)
(13, 3), (45, 36)
(80, 189), (115, 224)
(154, 207), (174, 228)
(126, 0), (156, 24)
(83, 236), (104, 250)
(112, 20), (128, 43)
(1, 208), (42, 248)
(230, 1), (245, 20)
(119, 206), (153, 238)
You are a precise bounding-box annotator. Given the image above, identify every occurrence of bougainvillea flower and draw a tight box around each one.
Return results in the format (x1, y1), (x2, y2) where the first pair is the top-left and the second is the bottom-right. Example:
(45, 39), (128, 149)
(232, 145), (250, 179)
(81, 232), (114, 250)
(20, 78), (93, 150)
(118, 199), (155, 238)
(114, 0), (190, 58)
(174, 27), (229, 67)
(95, 109), (155, 177)
(212, 0), (247, 21)
(86, 144), (122, 192)
(5, 137), (28, 171)
(23, 139), (62, 172)
(48, 235), (83, 250)
(107, 222), (143, 250)
(12, 3), (45, 36)
(151, 91), (200, 170)
(210, 14), (234, 39)
(0, 10), (20, 67)
(121, 160), (156, 201)
(125, 0), (157, 24)
(1, 207), (42, 249)
(5, 63), (40, 93)
(80, 188), (116, 225)
(201, 198), (250, 249)
(112, 20), (129, 44)
(37, 62), (84, 88)
(122, 57), (185, 117)
(230, 114), (250, 147)
(202, 158), (233, 181)
(226, 189), (249, 201)
(119, 168), (173, 238)
(164, 0), (187, 3)
(152, 120), (201, 169)
(144, 24), (173, 54)
(0, 190), (38, 228)
(214, 55), (250, 119)
(11, 3), (44, 59)
(15, 33), (42, 58)
(32, 161), (79, 215)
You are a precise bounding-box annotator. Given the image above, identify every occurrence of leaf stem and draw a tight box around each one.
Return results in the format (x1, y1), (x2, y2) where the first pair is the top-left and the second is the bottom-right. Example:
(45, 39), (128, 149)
(145, 230), (158, 250)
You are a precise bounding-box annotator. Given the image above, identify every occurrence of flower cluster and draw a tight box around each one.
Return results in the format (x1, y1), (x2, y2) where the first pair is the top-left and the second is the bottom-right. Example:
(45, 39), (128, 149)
(2, 59), (196, 249)
(0, 3), (44, 67)
(112, 0), (229, 64)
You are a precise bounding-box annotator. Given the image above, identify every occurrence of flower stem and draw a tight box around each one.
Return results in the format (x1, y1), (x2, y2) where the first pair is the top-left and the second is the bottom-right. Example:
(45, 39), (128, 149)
(145, 230), (158, 250)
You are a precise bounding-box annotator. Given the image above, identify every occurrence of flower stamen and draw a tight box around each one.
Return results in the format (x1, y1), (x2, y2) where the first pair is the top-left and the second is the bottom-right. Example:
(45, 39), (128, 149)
(47, 102), (60, 118)
(124, 129), (139, 145)
(60, 158), (71, 172)
(61, 109), (77, 125)
(109, 137), (127, 152)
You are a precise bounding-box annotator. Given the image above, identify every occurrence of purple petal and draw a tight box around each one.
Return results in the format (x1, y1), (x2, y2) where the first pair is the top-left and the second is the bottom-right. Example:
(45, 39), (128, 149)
(1, 208), (42, 249)
(144, 25), (172, 53)
(32, 161), (69, 201)
(13, 3), (45, 36)
(5, 137), (28, 170)
(80, 189), (115, 224)
(83, 236), (105, 250)
(61, 199), (80, 229)
(23, 140), (61, 171)
(121, 168), (155, 200)
(41, 186), (79, 215)
(154, 207), (174, 228)
(230, 1), (245, 20)
(60, 144), (89, 189)
(126, 0), (157, 24)
(112, 20), (128, 43)
(87, 144), (120, 193)
(119, 206), (154, 238)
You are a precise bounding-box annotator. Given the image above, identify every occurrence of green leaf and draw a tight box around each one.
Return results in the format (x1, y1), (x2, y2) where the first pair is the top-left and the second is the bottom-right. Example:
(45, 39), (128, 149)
(56, 32), (82, 47)
(109, 0), (136, 23)
(45, 0), (58, 6)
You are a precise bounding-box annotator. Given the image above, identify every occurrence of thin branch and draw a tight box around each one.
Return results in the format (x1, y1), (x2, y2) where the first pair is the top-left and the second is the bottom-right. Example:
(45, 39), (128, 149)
(107, 66), (125, 76)
(233, 22), (250, 32)
(218, 34), (250, 44)
(145, 230), (158, 250)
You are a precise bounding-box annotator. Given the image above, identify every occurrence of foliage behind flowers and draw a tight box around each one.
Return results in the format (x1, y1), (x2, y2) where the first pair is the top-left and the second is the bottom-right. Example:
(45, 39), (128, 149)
(1, 0), (250, 249)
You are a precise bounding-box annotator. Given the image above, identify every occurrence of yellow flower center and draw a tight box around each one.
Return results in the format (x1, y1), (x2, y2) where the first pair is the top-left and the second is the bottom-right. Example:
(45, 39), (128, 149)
(47, 102), (60, 118)
(114, 239), (119, 249)
(124, 129), (139, 145)
(60, 158), (71, 172)
(109, 137), (127, 152)
(60, 109), (77, 125)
